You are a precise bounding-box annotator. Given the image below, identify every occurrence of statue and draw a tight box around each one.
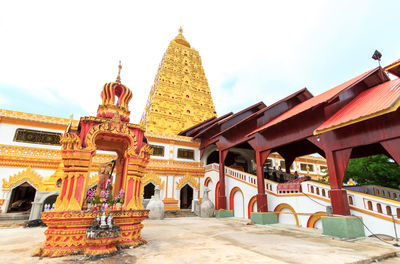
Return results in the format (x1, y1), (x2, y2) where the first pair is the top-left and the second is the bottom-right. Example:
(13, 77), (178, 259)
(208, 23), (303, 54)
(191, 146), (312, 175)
(200, 187), (215, 217)
(100, 212), (108, 229)
(107, 213), (113, 228)
(96, 214), (101, 226)
(95, 160), (116, 197)
(146, 185), (165, 220)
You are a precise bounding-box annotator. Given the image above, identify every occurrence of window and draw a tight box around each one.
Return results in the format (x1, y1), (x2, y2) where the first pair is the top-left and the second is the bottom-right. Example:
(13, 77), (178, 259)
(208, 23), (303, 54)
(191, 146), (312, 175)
(310, 186), (314, 193)
(14, 128), (61, 146)
(348, 196), (353, 205)
(150, 145), (165, 157)
(387, 206), (392, 216)
(367, 201), (373, 210)
(320, 166), (328, 173)
(177, 148), (194, 160)
(322, 189), (326, 197)
(377, 203), (382, 213)
(300, 163), (314, 172)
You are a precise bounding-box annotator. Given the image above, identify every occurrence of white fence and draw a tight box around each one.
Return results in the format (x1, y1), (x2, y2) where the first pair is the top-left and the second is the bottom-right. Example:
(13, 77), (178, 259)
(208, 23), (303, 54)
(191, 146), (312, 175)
(204, 163), (400, 238)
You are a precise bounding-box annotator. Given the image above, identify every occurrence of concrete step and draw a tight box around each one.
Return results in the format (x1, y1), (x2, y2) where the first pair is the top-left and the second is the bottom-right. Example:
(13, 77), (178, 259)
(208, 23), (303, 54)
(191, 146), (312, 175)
(0, 212), (30, 221)
(164, 209), (197, 218)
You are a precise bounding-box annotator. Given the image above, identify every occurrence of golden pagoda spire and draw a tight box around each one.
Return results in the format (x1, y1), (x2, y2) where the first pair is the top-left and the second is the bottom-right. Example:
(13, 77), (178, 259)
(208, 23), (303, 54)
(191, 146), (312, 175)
(116, 60), (122, 83)
(140, 28), (217, 134)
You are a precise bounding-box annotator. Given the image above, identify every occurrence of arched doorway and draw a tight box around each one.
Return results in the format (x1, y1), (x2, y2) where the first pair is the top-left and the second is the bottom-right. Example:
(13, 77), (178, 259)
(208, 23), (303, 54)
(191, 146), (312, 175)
(204, 177), (214, 204)
(42, 195), (58, 211)
(229, 187), (245, 218)
(8, 182), (36, 213)
(180, 184), (193, 209)
(274, 203), (299, 226)
(143, 182), (155, 199)
(248, 195), (257, 219)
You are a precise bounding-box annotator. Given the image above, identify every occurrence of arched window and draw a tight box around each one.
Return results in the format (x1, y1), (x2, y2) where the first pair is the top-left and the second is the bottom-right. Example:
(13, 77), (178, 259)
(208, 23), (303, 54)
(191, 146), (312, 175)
(397, 208), (400, 219)
(386, 206), (392, 216)
(322, 189), (326, 197)
(316, 188), (320, 195)
(348, 196), (353, 205)
(367, 201), (373, 210)
(310, 186), (314, 193)
(377, 203), (382, 213)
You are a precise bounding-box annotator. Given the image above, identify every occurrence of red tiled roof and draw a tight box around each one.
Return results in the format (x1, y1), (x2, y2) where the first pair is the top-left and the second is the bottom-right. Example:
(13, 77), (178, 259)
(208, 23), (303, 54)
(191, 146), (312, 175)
(314, 78), (400, 134)
(248, 67), (379, 136)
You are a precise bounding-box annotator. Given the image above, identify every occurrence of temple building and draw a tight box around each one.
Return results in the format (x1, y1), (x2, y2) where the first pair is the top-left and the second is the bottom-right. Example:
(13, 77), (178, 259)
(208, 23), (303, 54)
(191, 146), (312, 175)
(0, 28), (327, 221)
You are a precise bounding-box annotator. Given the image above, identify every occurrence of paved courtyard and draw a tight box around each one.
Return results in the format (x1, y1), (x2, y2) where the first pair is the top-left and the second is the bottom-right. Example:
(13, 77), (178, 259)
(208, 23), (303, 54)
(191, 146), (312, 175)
(0, 217), (399, 264)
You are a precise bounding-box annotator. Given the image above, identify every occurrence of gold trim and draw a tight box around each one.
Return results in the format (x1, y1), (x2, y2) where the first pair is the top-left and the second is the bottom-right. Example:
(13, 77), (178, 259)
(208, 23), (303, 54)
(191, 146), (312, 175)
(176, 173), (199, 190)
(385, 61), (400, 71)
(314, 96), (400, 135)
(2, 167), (43, 190)
(141, 171), (164, 194)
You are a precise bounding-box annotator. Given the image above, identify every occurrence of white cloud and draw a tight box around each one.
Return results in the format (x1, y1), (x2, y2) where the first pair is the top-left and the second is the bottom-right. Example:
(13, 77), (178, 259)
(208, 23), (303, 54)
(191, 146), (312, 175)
(0, 0), (397, 122)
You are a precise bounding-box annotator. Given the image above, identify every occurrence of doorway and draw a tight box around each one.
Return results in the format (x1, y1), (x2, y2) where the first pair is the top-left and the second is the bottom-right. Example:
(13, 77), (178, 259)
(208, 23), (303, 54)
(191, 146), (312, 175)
(7, 182), (36, 213)
(180, 184), (193, 209)
(143, 182), (155, 199)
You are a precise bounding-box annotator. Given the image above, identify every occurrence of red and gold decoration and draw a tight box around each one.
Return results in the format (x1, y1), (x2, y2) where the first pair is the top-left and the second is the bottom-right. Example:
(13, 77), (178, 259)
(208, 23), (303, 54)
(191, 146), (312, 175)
(35, 63), (153, 258)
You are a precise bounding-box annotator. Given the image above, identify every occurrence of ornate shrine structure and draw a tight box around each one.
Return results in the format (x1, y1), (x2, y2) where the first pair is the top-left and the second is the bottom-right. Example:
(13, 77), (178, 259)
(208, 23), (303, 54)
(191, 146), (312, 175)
(34, 64), (153, 257)
(140, 27), (217, 135)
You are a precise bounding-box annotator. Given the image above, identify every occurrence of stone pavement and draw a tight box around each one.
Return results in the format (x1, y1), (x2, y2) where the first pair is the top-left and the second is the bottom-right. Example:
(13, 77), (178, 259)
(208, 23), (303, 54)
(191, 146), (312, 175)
(0, 217), (399, 264)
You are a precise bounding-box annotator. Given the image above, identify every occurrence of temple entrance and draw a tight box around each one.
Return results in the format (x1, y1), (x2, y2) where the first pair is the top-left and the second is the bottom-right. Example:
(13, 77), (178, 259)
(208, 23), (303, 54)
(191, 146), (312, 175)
(180, 184), (193, 209)
(7, 182), (36, 213)
(143, 183), (155, 199)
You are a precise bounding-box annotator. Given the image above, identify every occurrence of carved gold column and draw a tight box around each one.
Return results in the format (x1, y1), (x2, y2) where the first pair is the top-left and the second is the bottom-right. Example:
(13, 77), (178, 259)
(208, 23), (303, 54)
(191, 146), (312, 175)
(54, 133), (94, 211)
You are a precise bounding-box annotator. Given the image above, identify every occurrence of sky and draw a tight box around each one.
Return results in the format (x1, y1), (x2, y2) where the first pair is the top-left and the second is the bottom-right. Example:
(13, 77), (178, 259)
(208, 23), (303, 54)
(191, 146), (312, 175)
(1, 0), (399, 123)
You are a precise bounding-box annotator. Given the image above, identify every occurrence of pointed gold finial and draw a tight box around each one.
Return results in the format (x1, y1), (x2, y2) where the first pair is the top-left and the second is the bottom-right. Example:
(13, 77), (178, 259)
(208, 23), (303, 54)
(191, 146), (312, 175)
(179, 26), (183, 34)
(116, 60), (122, 83)
(65, 114), (73, 133)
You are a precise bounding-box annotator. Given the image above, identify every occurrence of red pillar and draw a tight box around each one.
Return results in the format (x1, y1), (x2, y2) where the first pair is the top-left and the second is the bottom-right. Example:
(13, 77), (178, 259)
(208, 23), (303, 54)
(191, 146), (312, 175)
(218, 149), (228, 210)
(255, 149), (271, 212)
(381, 138), (400, 165)
(326, 148), (352, 215)
(282, 154), (295, 174)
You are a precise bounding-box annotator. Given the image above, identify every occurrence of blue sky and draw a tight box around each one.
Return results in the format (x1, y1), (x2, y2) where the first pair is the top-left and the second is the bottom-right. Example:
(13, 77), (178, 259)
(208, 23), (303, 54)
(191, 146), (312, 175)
(0, 0), (399, 122)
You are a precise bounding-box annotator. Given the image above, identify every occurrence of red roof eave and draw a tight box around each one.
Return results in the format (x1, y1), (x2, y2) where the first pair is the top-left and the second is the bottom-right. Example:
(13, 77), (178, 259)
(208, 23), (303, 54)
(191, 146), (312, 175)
(247, 67), (381, 137)
(314, 78), (400, 135)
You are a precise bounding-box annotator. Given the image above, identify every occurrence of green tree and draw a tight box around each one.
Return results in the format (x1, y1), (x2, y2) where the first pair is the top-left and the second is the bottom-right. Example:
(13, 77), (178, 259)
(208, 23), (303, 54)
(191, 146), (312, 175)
(344, 155), (400, 189)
